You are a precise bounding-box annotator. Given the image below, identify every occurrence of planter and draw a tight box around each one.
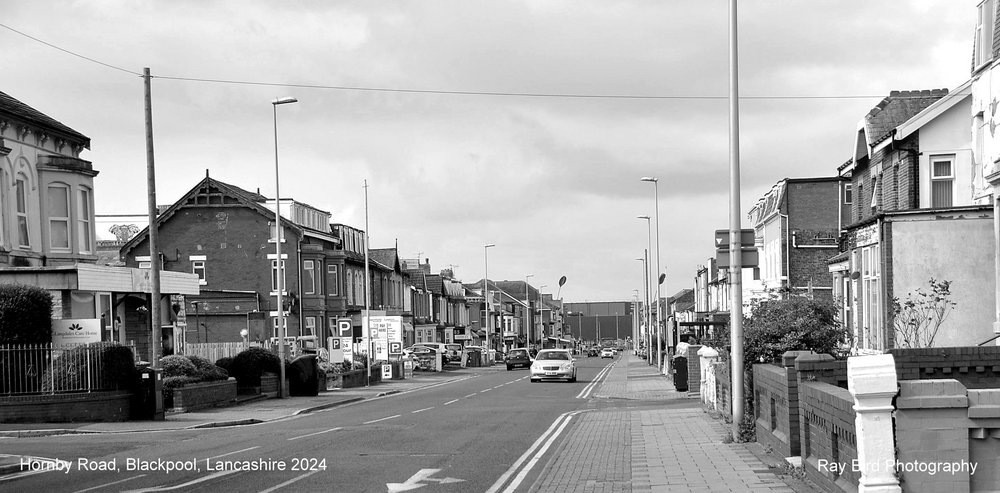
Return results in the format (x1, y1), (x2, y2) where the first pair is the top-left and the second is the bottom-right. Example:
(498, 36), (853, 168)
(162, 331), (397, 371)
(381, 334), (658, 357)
(260, 372), (279, 398)
(330, 367), (384, 389)
(166, 379), (237, 413)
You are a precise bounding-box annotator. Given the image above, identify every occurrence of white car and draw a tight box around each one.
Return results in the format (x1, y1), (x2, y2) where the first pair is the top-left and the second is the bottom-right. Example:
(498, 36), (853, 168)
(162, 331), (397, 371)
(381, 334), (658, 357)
(530, 349), (577, 383)
(600, 348), (614, 358)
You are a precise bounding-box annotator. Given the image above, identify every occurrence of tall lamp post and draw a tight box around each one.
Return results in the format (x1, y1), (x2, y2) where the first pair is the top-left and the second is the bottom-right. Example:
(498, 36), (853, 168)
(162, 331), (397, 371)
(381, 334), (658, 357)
(537, 285), (547, 347)
(636, 255), (650, 364)
(272, 96), (298, 398)
(641, 176), (664, 372)
(637, 215), (654, 365)
(484, 244), (495, 357)
(524, 274), (534, 348)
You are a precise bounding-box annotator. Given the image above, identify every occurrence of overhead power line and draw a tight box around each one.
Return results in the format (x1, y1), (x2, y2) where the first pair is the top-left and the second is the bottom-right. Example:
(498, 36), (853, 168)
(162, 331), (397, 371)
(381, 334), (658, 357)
(2, 22), (905, 101)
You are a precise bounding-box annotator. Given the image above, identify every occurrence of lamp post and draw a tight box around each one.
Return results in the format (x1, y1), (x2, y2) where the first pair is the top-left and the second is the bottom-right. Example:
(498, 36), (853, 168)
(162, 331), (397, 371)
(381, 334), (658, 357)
(524, 274), (534, 348)
(272, 96), (297, 398)
(637, 215), (654, 365)
(641, 176), (664, 371)
(636, 255), (650, 364)
(537, 285), (547, 346)
(484, 244), (495, 357)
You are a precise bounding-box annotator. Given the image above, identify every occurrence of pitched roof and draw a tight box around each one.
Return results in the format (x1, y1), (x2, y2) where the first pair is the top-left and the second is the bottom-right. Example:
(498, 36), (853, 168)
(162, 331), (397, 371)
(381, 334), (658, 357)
(859, 89), (948, 153)
(369, 248), (401, 272)
(0, 90), (89, 147)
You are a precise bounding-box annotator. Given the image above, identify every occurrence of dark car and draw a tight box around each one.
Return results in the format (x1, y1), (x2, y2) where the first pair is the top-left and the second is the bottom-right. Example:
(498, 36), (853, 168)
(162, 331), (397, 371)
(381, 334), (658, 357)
(505, 348), (534, 371)
(587, 347), (599, 357)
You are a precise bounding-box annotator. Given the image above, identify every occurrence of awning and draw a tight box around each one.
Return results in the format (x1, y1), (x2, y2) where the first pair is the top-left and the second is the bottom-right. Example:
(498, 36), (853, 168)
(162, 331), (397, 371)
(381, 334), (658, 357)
(0, 263), (200, 295)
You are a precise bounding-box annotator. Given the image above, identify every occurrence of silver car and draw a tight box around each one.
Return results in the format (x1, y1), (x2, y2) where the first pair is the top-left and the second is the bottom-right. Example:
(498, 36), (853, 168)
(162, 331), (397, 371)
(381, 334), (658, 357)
(529, 349), (577, 383)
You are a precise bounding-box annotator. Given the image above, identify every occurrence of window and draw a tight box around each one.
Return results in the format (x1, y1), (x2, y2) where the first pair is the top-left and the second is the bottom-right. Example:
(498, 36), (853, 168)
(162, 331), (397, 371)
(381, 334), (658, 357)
(190, 255), (207, 285)
(327, 264), (339, 296)
(271, 317), (287, 338)
(861, 244), (881, 350)
(346, 270), (354, 305)
(931, 156), (954, 208)
(844, 183), (852, 204)
(869, 176), (878, 209)
(976, 0), (996, 69)
(47, 184), (70, 250)
(77, 188), (92, 253)
(303, 260), (317, 295)
(271, 259), (286, 292)
(305, 316), (316, 337)
(15, 177), (30, 248)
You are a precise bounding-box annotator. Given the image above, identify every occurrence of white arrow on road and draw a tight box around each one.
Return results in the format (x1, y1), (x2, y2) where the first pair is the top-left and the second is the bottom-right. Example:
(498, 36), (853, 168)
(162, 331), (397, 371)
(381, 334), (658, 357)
(387, 468), (465, 492)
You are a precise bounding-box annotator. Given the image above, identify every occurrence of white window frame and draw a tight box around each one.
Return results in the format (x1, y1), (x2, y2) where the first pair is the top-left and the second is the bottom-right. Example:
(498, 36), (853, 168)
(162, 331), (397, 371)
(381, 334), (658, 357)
(930, 155), (955, 208)
(190, 255), (207, 285)
(271, 317), (288, 338)
(861, 244), (881, 351)
(327, 264), (339, 296)
(303, 260), (317, 295)
(844, 183), (852, 205)
(15, 176), (30, 248)
(271, 259), (286, 294)
(976, 0), (996, 70)
(305, 316), (316, 337)
(47, 184), (71, 251)
(77, 187), (92, 253)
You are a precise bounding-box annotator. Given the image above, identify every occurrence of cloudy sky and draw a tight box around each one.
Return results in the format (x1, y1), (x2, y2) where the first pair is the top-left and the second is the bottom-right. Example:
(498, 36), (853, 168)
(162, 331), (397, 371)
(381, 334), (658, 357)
(2, 1), (973, 303)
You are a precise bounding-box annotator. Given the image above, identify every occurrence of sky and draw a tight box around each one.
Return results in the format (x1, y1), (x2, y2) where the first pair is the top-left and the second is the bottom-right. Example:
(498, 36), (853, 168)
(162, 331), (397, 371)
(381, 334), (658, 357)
(2, 1), (974, 303)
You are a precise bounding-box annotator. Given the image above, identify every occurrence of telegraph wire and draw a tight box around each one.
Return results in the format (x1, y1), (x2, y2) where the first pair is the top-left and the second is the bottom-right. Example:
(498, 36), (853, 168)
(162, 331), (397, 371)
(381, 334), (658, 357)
(3, 22), (900, 101)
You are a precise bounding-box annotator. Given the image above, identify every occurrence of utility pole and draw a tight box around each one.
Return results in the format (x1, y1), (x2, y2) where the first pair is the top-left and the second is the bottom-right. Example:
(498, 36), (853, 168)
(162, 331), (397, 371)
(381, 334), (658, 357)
(143, 68), (162, 367)
(729, 0), (746, 439)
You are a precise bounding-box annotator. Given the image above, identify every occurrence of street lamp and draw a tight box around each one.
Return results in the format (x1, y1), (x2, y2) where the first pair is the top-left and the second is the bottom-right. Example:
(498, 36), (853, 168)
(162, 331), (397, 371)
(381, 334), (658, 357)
(272, 96), (297, 398)
(641, 176), (664, 371)
(637, 215), (654, 365)
(484, 244), (495, 356)
(538, 285), (547, 346)
(524, 274), (534, 348)
(636, 256), (650, 363)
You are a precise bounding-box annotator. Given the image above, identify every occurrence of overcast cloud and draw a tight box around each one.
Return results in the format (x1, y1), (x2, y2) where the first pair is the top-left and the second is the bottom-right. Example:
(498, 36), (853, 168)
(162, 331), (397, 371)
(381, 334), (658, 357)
(2, 1), (973, 302)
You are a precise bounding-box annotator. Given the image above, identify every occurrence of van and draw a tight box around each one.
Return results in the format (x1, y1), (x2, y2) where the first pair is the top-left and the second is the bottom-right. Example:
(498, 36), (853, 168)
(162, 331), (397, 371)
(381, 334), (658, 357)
(413, 343), (461, 363)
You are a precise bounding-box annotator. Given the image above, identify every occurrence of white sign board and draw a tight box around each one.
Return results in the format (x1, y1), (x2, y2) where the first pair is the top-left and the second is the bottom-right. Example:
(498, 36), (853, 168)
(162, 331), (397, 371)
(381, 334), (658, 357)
(51, 318), (101, 345)
(328, 337), (344, 364)
(342, 337), (353, 363)
(367, 314), (403, 361)
(382, 363), (393, 379)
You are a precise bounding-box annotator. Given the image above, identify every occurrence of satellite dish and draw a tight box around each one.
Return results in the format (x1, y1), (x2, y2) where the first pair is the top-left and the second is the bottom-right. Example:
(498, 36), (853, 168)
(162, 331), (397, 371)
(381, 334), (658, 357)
(558, 276), (567, 287)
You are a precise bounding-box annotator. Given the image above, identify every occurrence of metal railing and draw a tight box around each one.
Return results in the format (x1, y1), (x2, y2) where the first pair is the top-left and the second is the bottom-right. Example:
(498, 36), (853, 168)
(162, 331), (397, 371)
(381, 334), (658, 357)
(0, 341), (138, 396)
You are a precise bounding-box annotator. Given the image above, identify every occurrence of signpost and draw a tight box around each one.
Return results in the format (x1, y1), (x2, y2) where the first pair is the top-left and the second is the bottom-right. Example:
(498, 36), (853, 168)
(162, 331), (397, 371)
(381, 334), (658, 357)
(328, 336), (344, 364)
(715, 229), (759, 269)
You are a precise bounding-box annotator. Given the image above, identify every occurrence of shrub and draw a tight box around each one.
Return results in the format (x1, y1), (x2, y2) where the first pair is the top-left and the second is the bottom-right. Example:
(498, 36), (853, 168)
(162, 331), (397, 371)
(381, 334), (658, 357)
(215, 357), (234, 374)
(230, 347), (281, 386)
(162, 375), (199, 401)
(160, 355), (197, 378)
(187, 355), (228, 381)
(0, 283), (53, 344)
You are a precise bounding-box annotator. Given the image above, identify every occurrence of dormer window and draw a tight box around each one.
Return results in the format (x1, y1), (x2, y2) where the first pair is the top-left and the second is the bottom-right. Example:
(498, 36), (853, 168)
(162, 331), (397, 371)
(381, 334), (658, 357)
(976, 0), (996, 69)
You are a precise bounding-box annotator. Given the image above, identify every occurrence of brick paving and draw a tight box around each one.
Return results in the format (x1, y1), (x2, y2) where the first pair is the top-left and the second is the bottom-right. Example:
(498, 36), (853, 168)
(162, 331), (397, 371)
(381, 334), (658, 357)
(531, 354), (803, 493)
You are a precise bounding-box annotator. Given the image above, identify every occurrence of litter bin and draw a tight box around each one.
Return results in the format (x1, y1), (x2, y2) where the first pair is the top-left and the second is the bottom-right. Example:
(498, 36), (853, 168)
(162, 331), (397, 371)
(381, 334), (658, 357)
(288, 354), (319, 396)
(672, 355), (688, 392)
(132, 367), (164, 421)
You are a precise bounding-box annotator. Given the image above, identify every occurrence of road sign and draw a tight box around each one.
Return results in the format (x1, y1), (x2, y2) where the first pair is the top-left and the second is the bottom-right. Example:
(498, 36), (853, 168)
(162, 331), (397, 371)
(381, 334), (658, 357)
(331, 338), (342, 350)
(338, 318), (352, 337)
(389, 341), (403, 355)
(716, 247), (760, 268)
(328, 336), (344, 363)
(714, 229), (756, 250)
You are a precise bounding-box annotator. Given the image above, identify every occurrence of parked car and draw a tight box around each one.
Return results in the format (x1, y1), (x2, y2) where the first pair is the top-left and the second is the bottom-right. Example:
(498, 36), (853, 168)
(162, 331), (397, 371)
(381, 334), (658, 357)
(600, 348), (614, 359)
(505, 348), (534, 371)
(404, 346), (439, 370)
(414, 343), (460, 363)
(530, 349), (577, 383)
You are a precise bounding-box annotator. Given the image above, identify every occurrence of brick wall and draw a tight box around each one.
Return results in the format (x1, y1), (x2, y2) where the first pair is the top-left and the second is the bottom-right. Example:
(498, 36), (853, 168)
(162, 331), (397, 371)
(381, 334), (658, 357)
(714, 360), (732, 417)
(889, 346), (1000, 389)
(794, 354), (848, 389)
(686, 344), (702, 396)
(0, 391), (132, 423)
(785, 180), (844, 297)
(799, 381), (859, 492)
(168, 379), (238, 412)
(895, 379), (974, 493)
(754, 363), (799, 458)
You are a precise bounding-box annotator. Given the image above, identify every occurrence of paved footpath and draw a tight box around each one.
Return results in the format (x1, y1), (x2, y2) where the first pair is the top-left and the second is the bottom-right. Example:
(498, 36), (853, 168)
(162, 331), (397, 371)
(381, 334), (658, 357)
(529, 354), (807, 493)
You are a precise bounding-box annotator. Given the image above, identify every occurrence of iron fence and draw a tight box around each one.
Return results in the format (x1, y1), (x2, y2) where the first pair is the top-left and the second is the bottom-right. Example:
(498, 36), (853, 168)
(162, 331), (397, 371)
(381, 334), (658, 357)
(0, 341), (138, 396)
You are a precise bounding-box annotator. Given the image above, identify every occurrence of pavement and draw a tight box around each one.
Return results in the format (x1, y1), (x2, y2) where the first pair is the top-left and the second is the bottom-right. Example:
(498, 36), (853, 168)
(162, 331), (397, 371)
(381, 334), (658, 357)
(0, 355), (818, 492)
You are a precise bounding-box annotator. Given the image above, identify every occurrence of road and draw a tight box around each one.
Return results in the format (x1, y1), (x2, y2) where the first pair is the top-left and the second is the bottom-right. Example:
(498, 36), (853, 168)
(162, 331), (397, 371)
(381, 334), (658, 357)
(0, 356), (628, 493)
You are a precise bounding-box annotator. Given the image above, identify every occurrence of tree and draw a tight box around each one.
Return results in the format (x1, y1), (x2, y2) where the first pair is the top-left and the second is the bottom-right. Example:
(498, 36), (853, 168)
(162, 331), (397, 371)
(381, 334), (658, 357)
(891, 278), (956, 348)
(0, 283), (53, 344)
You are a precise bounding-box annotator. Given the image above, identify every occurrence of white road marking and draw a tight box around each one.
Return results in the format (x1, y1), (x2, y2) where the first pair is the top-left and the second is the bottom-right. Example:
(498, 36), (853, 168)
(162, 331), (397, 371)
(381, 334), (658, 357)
(364, 414), (401, 424)
(123, 470), (240, 492)
(465, 394), (477, 398)
(411, 407), (434, 414)
(387, 468), (465, 492)
(500, 413), (581, 493)
(207, 446), (260, 459)
(288, 427), (341, 441)
(484, 411), (580, 493)
(258, 469), (322, 493)
(576, 363), (614, 399)
(73, 475), (146, 493)
(443, 399), (459, 406)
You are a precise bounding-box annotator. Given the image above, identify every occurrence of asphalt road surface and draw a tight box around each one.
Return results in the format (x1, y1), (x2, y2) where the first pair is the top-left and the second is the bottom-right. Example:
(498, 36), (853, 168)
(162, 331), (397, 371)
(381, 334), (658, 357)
(0, 356), (640, 493)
